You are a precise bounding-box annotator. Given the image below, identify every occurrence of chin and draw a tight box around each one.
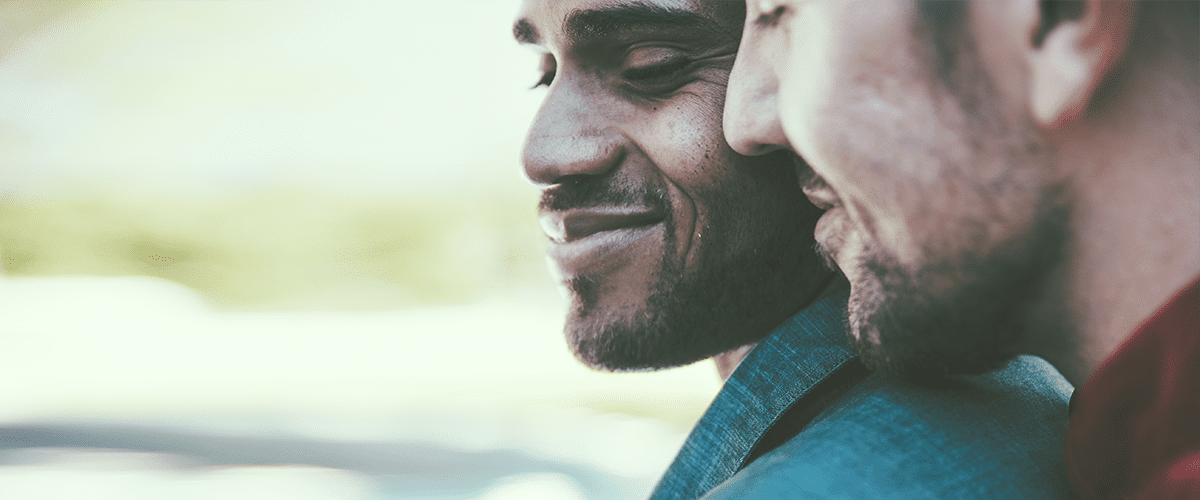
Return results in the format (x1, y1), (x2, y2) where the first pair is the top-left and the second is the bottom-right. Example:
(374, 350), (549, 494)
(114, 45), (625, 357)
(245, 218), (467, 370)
(842, 239), (1026, 379)
(562, 288), (707, 372)
(561, 239), (821, 372)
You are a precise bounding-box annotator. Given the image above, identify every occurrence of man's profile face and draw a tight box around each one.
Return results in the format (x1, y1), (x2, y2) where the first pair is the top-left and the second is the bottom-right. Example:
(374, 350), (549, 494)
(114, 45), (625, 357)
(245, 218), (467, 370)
(514, 0), (828, 371)
(724, 0), (1067, 377)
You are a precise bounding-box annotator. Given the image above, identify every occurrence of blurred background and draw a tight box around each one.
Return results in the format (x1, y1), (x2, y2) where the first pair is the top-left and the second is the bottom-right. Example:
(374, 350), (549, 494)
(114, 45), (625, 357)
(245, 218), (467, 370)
(0, 1), (722, 498)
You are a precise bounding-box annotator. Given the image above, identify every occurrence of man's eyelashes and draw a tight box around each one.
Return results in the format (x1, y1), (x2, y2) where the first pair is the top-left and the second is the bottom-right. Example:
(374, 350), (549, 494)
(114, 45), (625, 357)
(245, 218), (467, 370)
(622, 58), (691, 82)
(528, 55), (692, 91)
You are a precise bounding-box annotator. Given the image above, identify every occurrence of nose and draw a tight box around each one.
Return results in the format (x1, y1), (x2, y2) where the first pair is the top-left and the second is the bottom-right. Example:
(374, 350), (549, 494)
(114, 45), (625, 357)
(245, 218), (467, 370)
(522, 78), (623, 186)
(724, 38), (789, 157)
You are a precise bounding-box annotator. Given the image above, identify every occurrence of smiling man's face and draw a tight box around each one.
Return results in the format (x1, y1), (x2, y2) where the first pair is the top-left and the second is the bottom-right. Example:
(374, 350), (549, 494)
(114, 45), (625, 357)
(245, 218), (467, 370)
(724, 0), (1069, 377)
(514, 0), (830, 371)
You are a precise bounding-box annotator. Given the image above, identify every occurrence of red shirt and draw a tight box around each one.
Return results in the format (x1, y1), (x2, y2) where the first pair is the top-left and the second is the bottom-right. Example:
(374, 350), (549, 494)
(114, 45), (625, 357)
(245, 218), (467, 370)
(1065, 276), (1200, 499)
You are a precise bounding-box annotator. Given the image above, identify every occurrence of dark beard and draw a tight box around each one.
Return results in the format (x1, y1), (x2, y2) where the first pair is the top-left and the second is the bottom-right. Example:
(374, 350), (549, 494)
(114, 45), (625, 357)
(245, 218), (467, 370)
(829, 200), (1068, 379)
(550, 169), (826, 372)
(567, 216), (821, 371)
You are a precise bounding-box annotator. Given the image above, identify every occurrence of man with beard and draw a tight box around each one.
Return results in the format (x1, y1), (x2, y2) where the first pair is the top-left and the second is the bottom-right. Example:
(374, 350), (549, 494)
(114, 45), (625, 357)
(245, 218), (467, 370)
(514, 1), (1078, 498)
(724, 0), (1198, 498)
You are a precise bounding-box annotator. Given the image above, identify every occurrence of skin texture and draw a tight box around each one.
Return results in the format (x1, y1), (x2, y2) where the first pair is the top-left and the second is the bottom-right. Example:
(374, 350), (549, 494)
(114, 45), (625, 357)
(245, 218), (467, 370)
(514, 0), (832, 374)
(724, 0), (1199, 383)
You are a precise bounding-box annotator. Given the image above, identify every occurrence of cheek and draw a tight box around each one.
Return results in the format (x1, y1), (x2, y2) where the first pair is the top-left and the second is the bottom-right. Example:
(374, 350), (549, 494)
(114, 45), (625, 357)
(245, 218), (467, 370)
(827, 156), (927, 269)
(774, 17), (835, 164)
(789, 83), (950, 265)
(644, 103), (730, 186)
(634, 102), (735, 267)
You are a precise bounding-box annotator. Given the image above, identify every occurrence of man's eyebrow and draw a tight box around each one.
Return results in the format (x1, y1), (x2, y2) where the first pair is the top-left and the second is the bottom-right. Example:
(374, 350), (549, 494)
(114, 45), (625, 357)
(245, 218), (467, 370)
(564, 2), (724, 44)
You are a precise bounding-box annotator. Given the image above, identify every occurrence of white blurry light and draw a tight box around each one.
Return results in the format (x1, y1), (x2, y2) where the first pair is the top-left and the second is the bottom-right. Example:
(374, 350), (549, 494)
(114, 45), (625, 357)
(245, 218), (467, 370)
(474, 473), (588, 500)
(0, 275), (714, 488)
(0, 450), (373, 500)
(0, 0), (544, 195)
(515, 408), (688, 480)
(0, 275), (719, 425)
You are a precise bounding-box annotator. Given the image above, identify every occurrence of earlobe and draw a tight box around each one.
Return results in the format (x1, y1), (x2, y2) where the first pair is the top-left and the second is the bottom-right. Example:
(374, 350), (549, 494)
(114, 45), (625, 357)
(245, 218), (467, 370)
(1028, 0), (1135, 128)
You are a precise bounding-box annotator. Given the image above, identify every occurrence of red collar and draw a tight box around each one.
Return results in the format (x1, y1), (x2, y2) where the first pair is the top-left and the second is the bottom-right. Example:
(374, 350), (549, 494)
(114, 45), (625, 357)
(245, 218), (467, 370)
(1065, 275), (1200, 499)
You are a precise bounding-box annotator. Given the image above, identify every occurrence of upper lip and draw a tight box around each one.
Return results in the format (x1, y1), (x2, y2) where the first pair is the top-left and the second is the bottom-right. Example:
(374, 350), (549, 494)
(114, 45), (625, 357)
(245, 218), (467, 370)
(539, 207), (665, 242)
(800, 173), (840, 211)
(789, 153), (840, 210)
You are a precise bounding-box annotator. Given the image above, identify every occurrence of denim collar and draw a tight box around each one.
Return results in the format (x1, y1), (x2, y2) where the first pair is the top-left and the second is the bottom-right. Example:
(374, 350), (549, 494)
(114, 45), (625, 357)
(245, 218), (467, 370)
(648, 287), (855, 500)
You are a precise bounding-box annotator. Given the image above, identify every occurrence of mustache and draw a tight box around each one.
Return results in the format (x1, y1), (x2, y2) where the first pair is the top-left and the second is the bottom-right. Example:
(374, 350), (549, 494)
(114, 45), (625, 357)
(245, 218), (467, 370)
(538, 180), (668, 212)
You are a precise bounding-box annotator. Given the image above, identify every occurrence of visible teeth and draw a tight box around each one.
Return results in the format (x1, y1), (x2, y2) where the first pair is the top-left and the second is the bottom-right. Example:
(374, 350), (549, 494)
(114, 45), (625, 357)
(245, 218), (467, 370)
(539, 209), (664, 242)
(539, 217), (567, 241)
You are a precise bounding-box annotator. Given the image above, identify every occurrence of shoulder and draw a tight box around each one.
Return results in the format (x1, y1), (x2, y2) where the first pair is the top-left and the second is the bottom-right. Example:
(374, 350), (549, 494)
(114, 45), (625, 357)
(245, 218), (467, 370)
(700, 356), (1078, 499)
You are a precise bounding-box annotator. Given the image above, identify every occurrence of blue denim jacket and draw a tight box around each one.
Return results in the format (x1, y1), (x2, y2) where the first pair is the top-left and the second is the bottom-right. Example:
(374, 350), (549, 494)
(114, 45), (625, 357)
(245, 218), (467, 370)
(649, 289), (1077, 499)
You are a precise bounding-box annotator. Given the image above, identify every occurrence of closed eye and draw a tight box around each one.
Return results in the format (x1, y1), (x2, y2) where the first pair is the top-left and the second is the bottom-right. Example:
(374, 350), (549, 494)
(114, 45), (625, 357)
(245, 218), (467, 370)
(622, 58), (691, 82)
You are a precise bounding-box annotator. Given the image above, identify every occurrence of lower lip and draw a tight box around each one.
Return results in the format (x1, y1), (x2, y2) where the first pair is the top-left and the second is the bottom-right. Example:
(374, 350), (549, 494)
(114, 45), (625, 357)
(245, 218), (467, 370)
(546, 224), (664, 278)
(813, 208), (846, 252)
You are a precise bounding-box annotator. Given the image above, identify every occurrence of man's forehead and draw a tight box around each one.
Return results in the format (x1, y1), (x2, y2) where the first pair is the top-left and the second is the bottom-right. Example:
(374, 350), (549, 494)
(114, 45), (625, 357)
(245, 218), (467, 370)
(513, 0), (738, 47)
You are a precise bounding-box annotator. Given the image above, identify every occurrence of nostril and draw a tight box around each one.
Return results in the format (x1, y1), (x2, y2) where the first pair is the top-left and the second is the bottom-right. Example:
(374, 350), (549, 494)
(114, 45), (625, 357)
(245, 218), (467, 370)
(522, 129), (626, 185)
(726, 130), (787, 157)
(723, 118), (763, 157)
(723, 101), (787, 158)
(555, 174), (592, 188)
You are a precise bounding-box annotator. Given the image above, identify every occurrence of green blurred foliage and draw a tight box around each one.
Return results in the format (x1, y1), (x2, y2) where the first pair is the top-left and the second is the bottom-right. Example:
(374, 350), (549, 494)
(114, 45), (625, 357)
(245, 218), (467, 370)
(0, 189), (551, 309)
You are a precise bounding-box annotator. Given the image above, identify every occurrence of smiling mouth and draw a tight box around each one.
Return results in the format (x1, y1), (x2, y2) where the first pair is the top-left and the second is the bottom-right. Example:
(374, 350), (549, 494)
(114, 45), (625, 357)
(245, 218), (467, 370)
(539, 208), (665, 242)
(539, 208), (667, 278)
(796, 165), (849, 265)
(800, 171), (840, 211)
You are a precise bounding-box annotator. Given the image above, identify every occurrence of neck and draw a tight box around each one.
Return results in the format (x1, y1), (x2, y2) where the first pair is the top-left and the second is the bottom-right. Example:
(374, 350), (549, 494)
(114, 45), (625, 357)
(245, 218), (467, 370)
(713, 274), (847, 381)
(1030, 68), (1200, 386)
(714, 344), (756, 381)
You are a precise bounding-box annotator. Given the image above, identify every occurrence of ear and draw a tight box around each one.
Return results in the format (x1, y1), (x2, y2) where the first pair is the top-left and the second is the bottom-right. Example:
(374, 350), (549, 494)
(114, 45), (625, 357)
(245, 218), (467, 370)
(1028, 0), (1135, 128)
